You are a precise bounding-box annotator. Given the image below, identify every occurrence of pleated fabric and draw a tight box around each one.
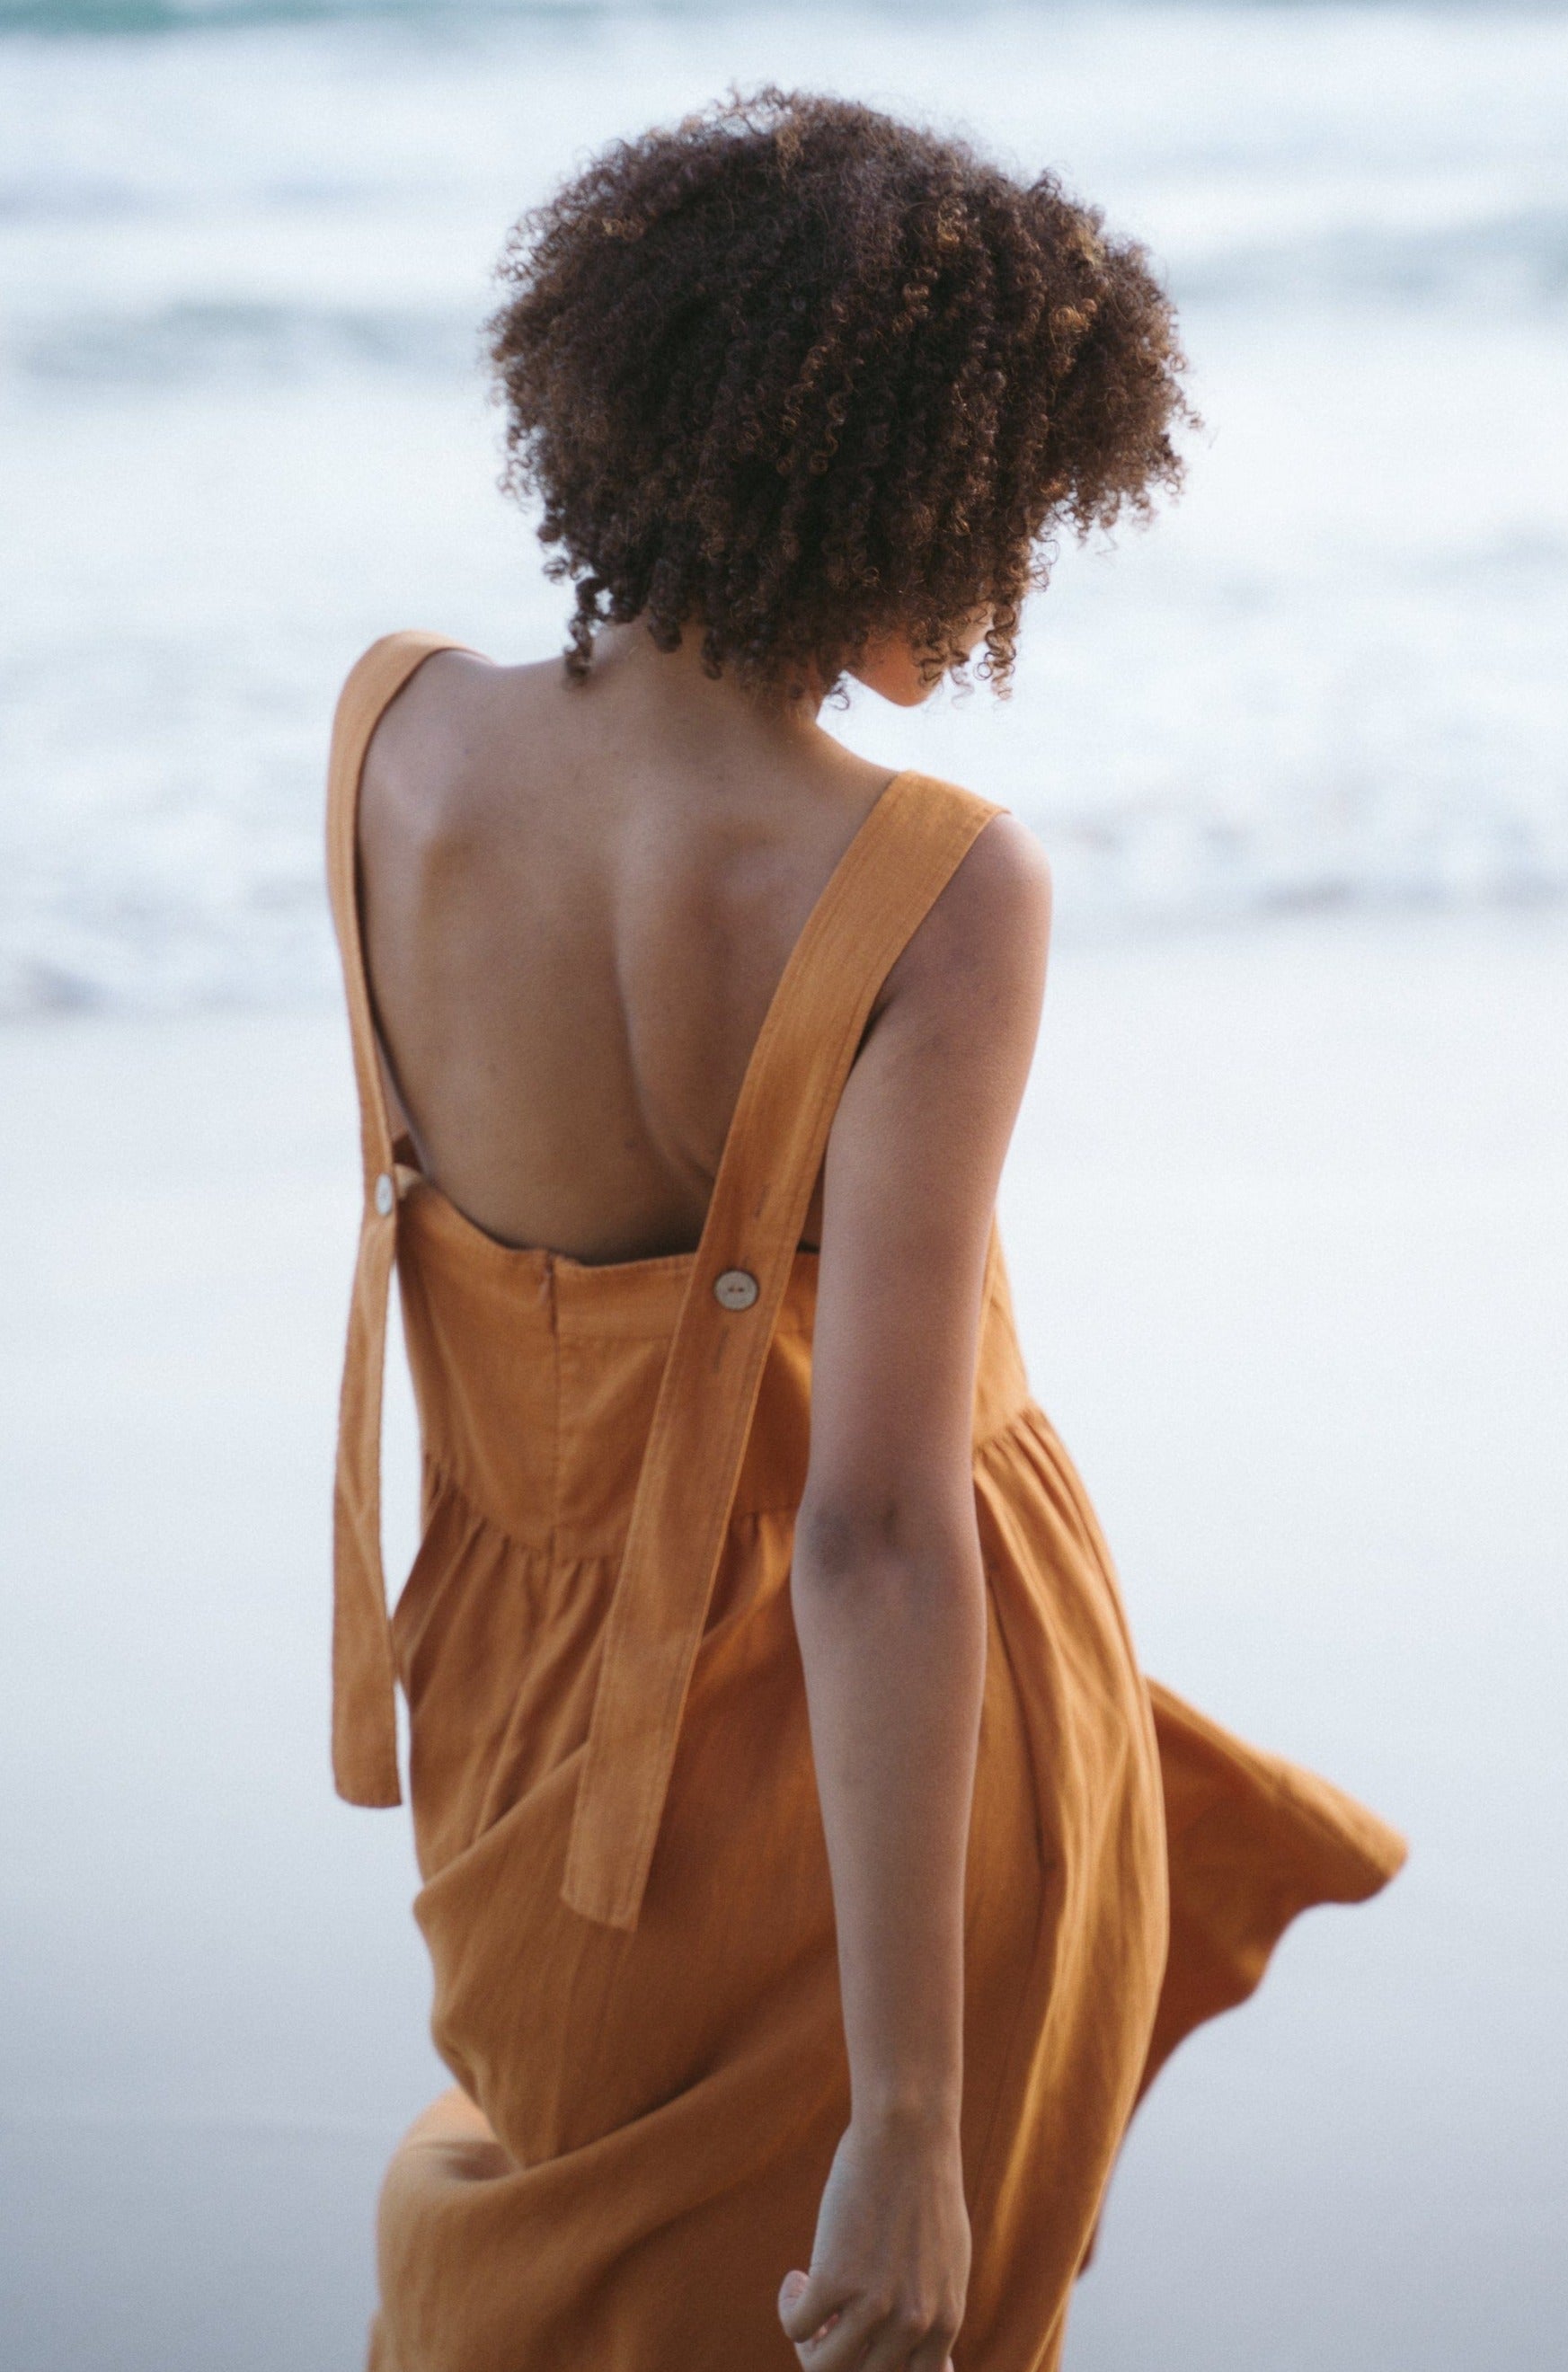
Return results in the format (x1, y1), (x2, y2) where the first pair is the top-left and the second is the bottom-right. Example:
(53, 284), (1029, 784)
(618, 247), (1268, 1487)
(325, 634), (1405, 2372)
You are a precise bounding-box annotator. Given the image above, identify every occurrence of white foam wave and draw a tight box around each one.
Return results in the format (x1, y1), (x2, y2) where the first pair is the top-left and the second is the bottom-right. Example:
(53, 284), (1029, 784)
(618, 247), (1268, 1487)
(2, 2), (1565, 1014)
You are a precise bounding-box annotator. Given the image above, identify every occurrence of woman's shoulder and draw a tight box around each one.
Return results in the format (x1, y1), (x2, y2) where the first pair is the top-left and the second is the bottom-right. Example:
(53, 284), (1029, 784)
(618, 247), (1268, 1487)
(909, 789), (1051, 935)
(333, 628), (484, 721)
(328, 630), (483, 776)
(341, 634), (579, 755)
(350, 640), (577, 878)
(879, 796), (1052, 1027)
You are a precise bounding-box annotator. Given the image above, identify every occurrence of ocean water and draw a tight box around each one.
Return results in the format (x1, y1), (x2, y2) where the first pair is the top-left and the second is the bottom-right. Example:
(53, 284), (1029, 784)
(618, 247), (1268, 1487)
(2, 0), (1566, 1014)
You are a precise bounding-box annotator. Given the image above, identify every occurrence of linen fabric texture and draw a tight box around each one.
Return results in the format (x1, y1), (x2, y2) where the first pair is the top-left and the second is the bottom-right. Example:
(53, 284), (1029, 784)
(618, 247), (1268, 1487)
(326, 633), (1405, 2372)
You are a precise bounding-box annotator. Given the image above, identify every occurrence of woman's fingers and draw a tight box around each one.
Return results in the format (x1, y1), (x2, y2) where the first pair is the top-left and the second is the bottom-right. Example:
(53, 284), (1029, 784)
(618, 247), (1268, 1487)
(905, 2332), (960, 2372)
(791, 2303), (881, 2371)
(854, 2312), (959, 2372)
(777, 2269), (848, 2356)
(778, 2271), (810, 2322)
(780, 2281), (903, 2372)
(780, 2279), (957, 2372)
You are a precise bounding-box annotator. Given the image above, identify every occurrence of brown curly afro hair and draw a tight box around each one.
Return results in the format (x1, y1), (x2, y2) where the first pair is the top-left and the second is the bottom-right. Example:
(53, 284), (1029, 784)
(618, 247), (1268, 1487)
(487, 89), (1192, 696)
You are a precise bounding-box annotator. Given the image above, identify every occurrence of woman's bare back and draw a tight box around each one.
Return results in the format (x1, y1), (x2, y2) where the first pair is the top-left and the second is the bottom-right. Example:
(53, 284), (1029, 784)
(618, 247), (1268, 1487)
(357, 628), (899, 1264)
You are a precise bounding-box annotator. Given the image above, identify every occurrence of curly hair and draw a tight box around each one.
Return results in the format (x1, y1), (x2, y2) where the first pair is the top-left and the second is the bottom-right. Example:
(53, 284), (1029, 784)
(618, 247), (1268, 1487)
(487, 89), (1192, 695)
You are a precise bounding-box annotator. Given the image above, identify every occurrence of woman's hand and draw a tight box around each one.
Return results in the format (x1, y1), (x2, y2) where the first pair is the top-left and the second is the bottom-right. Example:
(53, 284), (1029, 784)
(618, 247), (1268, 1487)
(777, 2112), (970, 2372)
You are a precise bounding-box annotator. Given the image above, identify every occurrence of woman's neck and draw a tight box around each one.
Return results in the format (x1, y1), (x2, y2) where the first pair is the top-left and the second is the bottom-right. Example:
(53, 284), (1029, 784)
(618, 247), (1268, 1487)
(576, 621), (835, 775)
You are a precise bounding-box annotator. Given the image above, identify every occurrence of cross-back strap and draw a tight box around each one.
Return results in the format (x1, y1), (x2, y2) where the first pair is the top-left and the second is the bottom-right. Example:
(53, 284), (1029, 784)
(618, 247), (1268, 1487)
(563, 769), (1001, 1929)
(326, 631), (472, 1810)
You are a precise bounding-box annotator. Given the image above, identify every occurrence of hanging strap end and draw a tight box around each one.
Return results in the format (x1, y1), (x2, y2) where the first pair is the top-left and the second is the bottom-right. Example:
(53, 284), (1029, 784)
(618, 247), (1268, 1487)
(559, 1840), (647, 1934)
(331, 1556), (404, 1810)
(330, 1656), (403, 1809)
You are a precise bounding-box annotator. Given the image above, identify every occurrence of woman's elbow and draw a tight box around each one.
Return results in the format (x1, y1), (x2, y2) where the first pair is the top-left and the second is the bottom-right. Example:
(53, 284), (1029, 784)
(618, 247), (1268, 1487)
(791, 1487), (983, 1602)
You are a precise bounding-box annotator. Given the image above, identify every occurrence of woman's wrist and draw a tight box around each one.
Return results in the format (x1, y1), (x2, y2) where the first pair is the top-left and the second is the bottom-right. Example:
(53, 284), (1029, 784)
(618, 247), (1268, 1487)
(849, 2084), (964, 2146)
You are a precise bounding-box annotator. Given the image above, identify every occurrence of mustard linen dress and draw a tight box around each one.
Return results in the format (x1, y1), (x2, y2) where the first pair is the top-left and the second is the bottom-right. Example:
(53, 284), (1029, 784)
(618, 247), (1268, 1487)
(327, 634), (1405, 2372)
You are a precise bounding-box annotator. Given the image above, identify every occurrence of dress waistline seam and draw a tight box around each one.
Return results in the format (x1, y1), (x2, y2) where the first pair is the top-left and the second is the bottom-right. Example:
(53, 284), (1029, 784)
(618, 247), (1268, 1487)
(417, 1399), (1041, 1566)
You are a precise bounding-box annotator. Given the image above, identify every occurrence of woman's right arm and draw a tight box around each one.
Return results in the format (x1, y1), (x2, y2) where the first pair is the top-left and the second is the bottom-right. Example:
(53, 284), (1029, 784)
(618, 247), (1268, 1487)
(778, 815), (1050, 2372)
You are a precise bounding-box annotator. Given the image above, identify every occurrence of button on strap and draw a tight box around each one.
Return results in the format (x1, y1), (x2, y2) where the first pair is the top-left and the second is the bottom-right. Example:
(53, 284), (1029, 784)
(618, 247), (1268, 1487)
(713, 1268), (758, 1311)
(561, 771), (1002, 1932)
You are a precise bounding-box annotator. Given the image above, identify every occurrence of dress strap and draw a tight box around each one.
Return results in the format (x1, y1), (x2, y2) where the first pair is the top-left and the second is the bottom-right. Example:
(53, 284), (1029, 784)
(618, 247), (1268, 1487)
(326, 631), (472, 1810)
(563, 769), (1003, 1929)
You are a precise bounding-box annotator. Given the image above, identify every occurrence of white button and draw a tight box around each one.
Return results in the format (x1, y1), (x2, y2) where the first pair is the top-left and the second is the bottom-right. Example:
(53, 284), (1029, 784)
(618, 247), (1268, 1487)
(713, 1267), (758, 1311)
(374, 1172), (395, 1217)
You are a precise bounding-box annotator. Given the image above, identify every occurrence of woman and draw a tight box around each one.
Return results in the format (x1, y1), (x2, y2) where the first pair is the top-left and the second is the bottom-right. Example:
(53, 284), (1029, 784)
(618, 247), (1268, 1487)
(326, 93), (1403, 2372)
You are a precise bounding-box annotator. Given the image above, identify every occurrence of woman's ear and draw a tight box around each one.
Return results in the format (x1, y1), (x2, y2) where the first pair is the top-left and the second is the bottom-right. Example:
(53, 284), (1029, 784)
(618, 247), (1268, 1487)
(846, 634), (945, 709)
(846, 611), (993, 708)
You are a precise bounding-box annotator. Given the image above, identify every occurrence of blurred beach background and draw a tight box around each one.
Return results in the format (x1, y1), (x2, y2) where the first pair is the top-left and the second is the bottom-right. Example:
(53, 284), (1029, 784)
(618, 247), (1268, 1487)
(2, 2), (1564, 2367)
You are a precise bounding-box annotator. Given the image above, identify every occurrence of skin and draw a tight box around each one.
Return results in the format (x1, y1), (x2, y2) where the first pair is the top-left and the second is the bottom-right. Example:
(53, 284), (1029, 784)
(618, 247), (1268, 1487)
(359, 614), (1051, 2372)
